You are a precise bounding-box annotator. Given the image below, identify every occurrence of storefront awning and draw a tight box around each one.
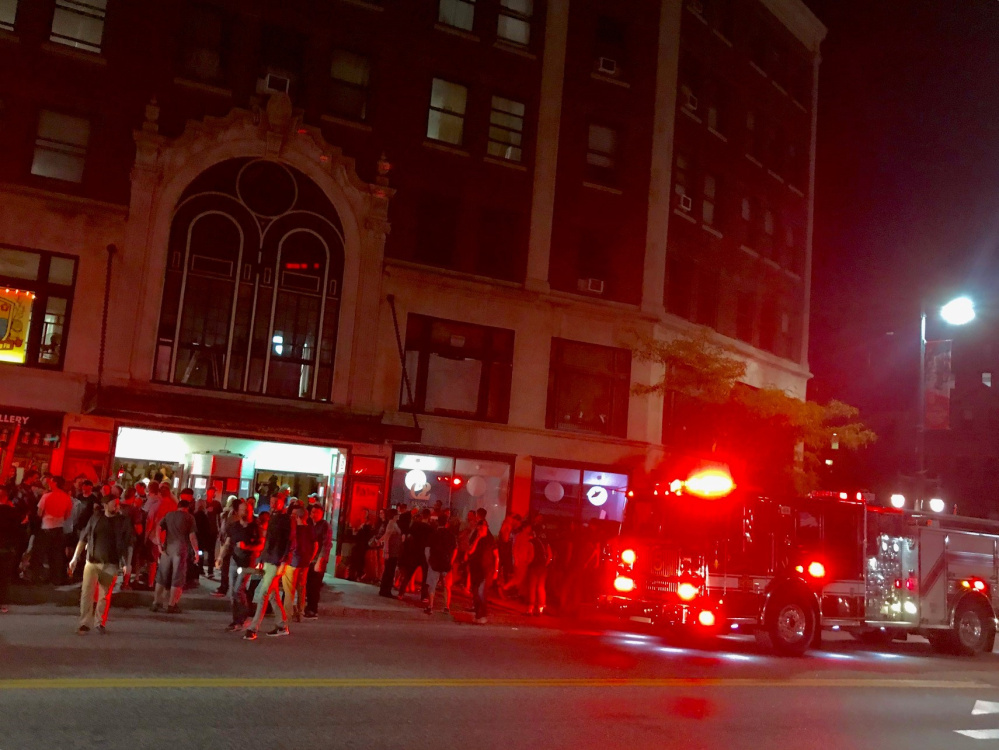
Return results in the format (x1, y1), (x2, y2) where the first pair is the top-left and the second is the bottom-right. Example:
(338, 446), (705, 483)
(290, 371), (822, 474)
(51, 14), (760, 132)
(84, 385), (420, 446)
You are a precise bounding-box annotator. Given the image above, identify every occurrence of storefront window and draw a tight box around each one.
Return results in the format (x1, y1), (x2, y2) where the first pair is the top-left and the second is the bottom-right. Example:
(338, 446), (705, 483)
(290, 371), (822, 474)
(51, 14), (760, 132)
(530, 462), (628, 530)
(154, 158), (344, 401)
(401, 315), (513, 423)
(390, 451), (511, 530)
(546, 338), (631, 438)
(0, 247), (76, 369)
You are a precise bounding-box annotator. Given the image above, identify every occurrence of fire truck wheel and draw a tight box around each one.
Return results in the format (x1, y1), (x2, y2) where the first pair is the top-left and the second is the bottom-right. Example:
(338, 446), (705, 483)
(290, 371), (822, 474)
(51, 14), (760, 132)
(952, 599), (996, 656)
(767, 597), (816, 656)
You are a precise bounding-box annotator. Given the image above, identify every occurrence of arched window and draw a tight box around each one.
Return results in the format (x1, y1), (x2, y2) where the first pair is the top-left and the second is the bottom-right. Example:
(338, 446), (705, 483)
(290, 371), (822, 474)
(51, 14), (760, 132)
(154, 158), (345, 401)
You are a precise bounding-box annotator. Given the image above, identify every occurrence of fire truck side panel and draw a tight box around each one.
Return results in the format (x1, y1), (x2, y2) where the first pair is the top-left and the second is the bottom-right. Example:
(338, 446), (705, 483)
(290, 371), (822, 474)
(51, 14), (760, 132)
(918, 528), (948, 627)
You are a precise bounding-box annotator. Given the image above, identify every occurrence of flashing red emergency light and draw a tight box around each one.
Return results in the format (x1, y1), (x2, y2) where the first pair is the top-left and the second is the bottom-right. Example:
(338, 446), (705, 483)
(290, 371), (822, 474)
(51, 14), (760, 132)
(677, 582), (699, 601)
(697, 610), (716, 627)
(613, 575), (636, 593)
(452, 477), (463, 487)
(807, 561), (826, 579)
(962, 578), (988, 593)
(683, 466), (735, 499)
(620, 548), (637, 566)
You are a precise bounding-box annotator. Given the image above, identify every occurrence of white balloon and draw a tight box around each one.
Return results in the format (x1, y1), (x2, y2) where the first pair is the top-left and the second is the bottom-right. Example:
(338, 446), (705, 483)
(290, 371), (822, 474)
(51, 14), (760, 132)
(544, 481), (564, 503)
(466, 475), (487, 498)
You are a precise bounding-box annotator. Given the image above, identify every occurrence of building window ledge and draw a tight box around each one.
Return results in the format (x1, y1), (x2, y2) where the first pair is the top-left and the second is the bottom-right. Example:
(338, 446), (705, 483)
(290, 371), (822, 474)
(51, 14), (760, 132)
(763, 258), (781, 271)
(583, 181), (623, 195)
(484, 155), (528, 171)
(789, 184), (805, 198)
(792, 98), (808, 113)
(423, 140), (471, 157)
(712, 29), (733, 48)
(494, 40), (536, 59)
(673, 209), (697, 224)
(41, 41), (107, 66)
(749, 61), (767, 78)
(434, 23), (480, 42)
(767, 169), (785, 184)
(321, 113), (373, 132)
(0, 29), (19, 44)
(701, 224), (723, 238)
(784, 269), (802, 282)
(739, 244), (759, 258)
(687, 6), (708, 24)
(174, 77), (233, 97)
(590, 72), (630, 89)
(745, 154), (763, 168)
(680, 108), (702, 124)
(338, 0), (385, 11)
(707, 127), (728, 143)
(772, 80), (788, 97)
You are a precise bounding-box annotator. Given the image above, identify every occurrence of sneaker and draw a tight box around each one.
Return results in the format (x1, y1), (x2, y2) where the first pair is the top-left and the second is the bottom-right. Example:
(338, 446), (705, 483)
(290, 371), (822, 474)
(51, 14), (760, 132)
(474, 617), (488, 625)
(166, 605), (182, 615)
(211, 591), (227, 598)
(149, 603), (162, 613)
(242, 629), (257, 641)
(266, 626), (290, 637)
(96, 625), (107, 635)
(77, 625), (90, 635)
(303, 612), (318, 620)
(225, 622), (242, 633)
(424, 607), (433, 615)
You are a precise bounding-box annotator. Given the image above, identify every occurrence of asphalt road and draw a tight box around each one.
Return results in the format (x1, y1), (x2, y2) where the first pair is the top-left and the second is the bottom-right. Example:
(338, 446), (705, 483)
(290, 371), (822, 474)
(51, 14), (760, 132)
(3, 605), (999, 750)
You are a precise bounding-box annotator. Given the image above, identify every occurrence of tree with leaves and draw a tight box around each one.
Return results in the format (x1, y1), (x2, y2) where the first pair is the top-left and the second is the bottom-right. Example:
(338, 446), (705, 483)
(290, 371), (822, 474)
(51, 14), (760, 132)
(631, 328), (876, 495)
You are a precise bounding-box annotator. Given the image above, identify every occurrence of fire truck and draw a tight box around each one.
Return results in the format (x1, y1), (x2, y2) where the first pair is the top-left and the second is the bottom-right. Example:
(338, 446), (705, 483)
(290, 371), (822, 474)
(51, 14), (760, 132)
(601, 466), (999, 656)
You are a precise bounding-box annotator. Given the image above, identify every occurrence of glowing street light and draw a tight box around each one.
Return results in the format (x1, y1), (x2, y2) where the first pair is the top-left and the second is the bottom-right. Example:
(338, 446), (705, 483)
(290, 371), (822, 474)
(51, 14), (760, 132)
(890, 493), (906, 509)
(940, 296), (975, 326)
(929, 497), (946, 513)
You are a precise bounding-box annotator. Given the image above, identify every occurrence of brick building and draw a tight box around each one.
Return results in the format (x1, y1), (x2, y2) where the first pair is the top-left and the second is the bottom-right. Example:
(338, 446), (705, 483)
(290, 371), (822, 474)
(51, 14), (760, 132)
(0, 0), (824, 544)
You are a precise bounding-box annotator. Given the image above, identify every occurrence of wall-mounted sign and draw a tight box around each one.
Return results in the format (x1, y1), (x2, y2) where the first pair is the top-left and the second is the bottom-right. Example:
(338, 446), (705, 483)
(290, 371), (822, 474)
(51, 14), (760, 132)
(0, 289), (33, 364)
(586, 485), (609, 507)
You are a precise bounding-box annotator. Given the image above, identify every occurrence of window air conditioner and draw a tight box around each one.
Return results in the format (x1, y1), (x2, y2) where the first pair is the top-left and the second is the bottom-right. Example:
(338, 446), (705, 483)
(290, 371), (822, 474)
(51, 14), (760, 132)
(597, 57), (618, 76)
(257, 72), (291, 95)
(683, 90), (699, 112)
(679, 194), (693, 212)
(577, 278), (606, 295)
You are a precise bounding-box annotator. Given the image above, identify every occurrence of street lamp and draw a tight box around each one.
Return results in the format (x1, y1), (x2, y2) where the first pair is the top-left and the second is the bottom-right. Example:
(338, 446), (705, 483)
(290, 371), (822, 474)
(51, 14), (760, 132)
(928, 497), (946, 513)
(917, 296), (976, 505)
(890, 493), (906, 509)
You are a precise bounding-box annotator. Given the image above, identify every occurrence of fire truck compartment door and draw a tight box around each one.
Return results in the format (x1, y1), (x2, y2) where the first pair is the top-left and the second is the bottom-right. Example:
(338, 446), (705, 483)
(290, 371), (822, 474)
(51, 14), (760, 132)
(918, 528), (947, 626)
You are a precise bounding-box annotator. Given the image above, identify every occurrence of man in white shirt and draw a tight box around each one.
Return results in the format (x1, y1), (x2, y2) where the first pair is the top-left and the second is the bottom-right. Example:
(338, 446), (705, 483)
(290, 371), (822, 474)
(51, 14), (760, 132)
(35, 476), (73, 585)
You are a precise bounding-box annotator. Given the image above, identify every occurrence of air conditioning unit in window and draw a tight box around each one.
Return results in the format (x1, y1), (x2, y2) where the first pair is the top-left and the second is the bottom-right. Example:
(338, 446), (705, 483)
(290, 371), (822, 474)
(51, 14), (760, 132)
(256, 72), (291, 95)
(682, 88), (699, 112)
(679, 194), (693, 212)
(577, 278), (606, 295)
(597, 57), (618, 76)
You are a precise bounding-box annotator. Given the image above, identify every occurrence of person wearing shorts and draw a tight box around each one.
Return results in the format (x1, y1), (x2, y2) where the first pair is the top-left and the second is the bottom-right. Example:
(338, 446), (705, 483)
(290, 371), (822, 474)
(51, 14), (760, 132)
(150, 497), (198, 615)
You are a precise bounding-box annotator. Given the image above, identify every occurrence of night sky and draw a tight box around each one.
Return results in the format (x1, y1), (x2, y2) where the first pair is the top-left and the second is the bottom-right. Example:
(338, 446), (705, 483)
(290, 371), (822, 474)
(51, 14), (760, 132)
(809, 0), (999, 404)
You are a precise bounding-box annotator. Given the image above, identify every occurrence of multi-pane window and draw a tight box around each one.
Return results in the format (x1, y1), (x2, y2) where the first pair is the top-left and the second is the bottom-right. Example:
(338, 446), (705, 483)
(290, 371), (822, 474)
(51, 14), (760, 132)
(438, 0), (474, 31)
(0, 0), (17, 31)
(0, 247), (77, 369)
(666, 255), (694, 320)
(673, 153), (691, 211)
(497, 0), (531, 46)
(487, 96), (525, 162)
(50, 0), (107, 54)
(547, 338), (631, 438)
(594, 16), (626, 74)
(329, 50), (371, 121)
(31, 110), (90, 183)
(401, 315), (514, 423)
(427, 78), (467, 146)
(736, 292), (755, 344)
(177, 5), (230, 85)
(586, 124), (618, 182)
(702, 173), (717, 226)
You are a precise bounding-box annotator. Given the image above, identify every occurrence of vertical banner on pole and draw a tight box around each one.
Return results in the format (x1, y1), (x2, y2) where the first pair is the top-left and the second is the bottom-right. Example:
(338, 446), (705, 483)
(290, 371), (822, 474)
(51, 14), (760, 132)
(925, 339), (953, 430)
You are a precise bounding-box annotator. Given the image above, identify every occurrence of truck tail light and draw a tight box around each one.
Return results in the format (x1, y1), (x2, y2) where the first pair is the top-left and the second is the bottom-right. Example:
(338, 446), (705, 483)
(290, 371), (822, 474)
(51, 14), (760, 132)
(614, 575), (636, 593)
(807, 561), (826, 578)
(620, 548), (636, 566)
(698, 610), (716, 627)
(677, 582), (699, 601)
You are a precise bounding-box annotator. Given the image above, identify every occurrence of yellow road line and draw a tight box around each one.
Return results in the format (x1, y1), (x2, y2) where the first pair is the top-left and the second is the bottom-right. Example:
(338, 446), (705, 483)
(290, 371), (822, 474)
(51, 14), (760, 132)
(0, 677), (991, 691)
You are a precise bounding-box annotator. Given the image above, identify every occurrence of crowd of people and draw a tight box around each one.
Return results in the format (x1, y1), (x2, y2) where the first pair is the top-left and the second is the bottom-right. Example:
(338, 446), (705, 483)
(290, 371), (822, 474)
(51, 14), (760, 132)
(340, 502), (605, 623)
(0, 470), (333, 638)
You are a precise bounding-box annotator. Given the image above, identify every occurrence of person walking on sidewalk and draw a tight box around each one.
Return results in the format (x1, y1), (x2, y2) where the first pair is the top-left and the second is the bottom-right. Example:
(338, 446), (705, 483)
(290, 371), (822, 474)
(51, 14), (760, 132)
(282, 506), (315, 623)
(304, 504), (332, 619)
(244, 493), (294, 640)
(525, 522), (552, 616)
(0, 488), (22, 613)
(424, 517), (457, 615)
(467, 509), (498, 624)
(397, 507), (432, 601)
(68, 493), (135, 634)
(151, 498), (198, 614)
(217, 500), (262, 632)
(378, 508), (403, 598)
(35, 476), (73, 585)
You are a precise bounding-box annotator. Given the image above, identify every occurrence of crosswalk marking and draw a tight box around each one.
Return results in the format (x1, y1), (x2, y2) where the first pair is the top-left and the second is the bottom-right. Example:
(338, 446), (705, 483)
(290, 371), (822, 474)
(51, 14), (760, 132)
(973, 701), (999, 716)
(956, 729), (999, 740)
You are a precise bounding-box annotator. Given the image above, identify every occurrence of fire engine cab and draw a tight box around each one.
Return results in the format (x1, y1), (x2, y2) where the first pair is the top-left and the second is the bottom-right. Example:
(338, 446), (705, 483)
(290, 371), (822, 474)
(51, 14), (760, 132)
(601, 466), (999, 656)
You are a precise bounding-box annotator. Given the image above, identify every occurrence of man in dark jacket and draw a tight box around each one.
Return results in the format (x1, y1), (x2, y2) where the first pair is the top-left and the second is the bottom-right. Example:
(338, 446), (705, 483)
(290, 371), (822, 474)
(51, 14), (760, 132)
(68, 494), (135, 634)
(304, 504), (333, 619)
(397, 507), (432, 601)
(244, 493), (294, 640)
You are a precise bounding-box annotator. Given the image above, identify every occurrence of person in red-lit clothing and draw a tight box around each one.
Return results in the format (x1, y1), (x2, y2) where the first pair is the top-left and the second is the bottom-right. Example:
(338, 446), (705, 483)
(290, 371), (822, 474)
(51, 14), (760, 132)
(35, 476), (73, 585)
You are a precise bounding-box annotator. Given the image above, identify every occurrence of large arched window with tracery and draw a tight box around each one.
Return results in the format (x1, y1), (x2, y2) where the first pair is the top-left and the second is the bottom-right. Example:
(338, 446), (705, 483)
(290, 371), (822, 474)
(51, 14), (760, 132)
(154, 158), (345, 401)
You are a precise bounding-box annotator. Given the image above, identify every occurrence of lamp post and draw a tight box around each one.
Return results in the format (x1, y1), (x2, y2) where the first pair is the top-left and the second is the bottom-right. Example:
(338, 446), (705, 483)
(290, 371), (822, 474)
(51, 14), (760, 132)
(916, 296), (975, 508)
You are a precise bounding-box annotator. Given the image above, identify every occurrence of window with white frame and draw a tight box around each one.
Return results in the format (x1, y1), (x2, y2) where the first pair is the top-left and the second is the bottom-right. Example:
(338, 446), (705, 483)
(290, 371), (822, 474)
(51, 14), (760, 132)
(0, 0), (17, 31)
(438, 0), (474, 31)
(586, 123), (618, 182)
(330, 49), (371, 121)
(487, 96), (525, 162)
(497, 0), (531, 46)
(31, 110), (90, 183)
(50, 0), (107, 54)
(427, 78), (467, 146)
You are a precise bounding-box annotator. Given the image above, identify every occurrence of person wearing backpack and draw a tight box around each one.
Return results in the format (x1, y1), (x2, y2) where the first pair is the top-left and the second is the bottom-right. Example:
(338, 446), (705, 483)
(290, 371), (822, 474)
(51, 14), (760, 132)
(525, 521), (552, 616)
